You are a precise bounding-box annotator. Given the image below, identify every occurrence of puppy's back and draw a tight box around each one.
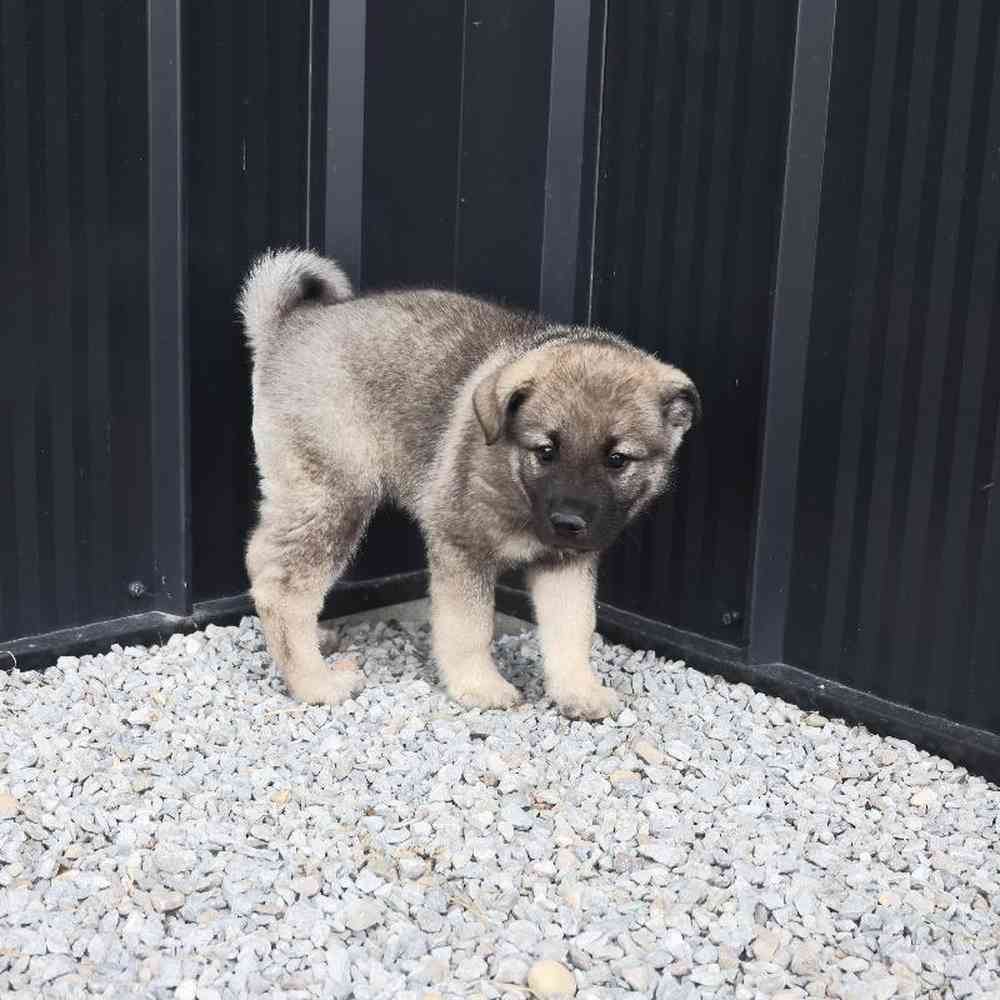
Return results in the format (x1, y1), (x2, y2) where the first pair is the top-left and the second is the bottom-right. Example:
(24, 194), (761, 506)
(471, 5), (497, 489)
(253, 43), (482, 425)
(243, 252), (544, 504)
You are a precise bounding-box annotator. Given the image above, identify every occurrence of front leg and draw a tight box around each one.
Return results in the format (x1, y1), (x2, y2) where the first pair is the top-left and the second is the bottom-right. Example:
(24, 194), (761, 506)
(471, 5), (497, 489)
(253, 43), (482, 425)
(429, 542), (521, 710)
(528, 555), (621, 720)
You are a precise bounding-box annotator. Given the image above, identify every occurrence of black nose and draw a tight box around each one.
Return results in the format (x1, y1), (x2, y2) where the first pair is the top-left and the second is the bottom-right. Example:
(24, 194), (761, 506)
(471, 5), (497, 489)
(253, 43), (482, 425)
(550, 510), (588, 536)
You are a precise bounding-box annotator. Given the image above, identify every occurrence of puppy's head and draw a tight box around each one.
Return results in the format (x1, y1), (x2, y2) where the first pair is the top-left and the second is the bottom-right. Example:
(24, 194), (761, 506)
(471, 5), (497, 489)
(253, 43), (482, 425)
(473, 337), (700, 553)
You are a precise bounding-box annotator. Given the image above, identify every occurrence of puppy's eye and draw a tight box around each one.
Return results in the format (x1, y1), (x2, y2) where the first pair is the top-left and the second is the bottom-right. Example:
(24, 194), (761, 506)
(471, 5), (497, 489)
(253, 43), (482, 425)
(606, 452), (630, 470)
(535, 444), (557, 464)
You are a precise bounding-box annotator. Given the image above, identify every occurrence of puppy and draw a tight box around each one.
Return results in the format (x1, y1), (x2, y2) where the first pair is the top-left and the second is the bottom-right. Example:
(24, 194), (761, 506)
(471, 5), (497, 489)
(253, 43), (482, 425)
(240, 250), (699, 719)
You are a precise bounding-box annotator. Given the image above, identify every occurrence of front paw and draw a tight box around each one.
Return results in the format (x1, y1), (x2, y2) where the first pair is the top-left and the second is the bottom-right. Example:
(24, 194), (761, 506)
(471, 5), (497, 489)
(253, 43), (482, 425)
(286, 661), (365, 705)
(549, 679), (622, 720)
(447, 670), (522, 711)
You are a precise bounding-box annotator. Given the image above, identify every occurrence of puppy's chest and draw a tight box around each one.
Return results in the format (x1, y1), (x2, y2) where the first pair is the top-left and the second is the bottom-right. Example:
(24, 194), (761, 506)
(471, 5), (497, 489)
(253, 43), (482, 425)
(495, 531), (549, 568)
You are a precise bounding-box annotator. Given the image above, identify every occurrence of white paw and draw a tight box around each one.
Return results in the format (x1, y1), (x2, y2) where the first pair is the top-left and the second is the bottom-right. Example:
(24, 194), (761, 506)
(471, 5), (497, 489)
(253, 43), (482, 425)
(549, 679), (622, 720)
(448, 670), (522, 711)
(287, 660), (364, 706)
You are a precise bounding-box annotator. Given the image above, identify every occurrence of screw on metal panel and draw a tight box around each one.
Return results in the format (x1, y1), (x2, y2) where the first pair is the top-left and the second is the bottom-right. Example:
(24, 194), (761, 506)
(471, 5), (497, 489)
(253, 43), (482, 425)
(721, 609), (743, 628)
(128, 581), (148, 599)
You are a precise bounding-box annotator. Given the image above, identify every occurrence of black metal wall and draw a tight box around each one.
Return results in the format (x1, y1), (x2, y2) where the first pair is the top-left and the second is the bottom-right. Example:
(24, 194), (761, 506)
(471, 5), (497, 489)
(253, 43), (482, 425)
(362, 2), (555, 307)
(362, 0), (466, 291)
(184, 0), (315, 602)
(0, 0), (155, 638)
(589, 0), (798, 640)
(2, 0), (999, 774)
(786, 0), (1000, 735)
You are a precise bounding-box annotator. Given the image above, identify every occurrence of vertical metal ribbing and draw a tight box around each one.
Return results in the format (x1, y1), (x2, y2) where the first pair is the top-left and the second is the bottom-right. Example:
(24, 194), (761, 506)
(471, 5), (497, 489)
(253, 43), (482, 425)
(324, 0), (367, 287)
(746, 0), (838, 665)
(147, 0), (190, 616)
(540, 0), (594, 322)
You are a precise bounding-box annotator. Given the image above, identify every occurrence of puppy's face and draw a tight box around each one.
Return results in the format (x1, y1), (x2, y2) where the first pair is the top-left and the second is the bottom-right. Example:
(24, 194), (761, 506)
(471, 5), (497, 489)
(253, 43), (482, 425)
(474, 341), (700, 553)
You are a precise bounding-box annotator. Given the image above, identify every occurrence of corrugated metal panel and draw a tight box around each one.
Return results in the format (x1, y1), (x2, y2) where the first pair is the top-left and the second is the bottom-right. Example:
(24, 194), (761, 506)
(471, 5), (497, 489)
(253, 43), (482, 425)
(362, 0), (465, 290)
(0, 0), (152, 642)
(589, 0), (798, 639)
(787, 0), (1000, 733)
(453, 0), (554, 310)
(184, 0), (314, 603)
(363, 0), (554, 310)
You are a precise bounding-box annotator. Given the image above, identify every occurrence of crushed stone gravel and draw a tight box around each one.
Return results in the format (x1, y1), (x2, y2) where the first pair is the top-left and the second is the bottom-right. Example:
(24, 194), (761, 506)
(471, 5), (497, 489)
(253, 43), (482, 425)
(1, 616), (999, 999)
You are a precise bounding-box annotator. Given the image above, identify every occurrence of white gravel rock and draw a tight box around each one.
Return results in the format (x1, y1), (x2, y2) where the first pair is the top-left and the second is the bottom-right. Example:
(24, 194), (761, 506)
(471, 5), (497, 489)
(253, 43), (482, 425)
(527, 957), (577, 996)
(150, 889), (186, 913)
(0, 617), (997, 998)
(176, 980), (197, 1000)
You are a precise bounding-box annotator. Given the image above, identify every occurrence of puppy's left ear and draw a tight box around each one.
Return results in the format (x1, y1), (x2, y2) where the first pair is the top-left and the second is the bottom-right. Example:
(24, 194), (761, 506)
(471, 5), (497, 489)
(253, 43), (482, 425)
(660, 369), (701, 435)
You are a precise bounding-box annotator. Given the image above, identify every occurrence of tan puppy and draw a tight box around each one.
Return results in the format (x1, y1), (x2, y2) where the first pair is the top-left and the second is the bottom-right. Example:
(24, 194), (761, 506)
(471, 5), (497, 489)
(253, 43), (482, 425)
(240, 250), (699, 719)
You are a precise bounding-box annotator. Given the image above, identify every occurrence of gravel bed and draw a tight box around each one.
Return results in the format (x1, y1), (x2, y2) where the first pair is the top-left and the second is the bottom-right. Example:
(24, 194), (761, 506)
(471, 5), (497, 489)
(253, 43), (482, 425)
(1, 616), (999, 1000)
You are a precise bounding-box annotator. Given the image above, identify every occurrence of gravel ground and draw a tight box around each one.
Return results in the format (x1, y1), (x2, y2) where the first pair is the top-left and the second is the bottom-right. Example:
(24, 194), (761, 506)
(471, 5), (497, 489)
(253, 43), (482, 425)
(1, 615), (999, 1000)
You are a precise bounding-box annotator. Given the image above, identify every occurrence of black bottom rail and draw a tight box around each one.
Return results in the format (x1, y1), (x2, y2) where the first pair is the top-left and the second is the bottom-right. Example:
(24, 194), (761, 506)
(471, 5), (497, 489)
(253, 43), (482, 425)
(3, 572), (996, 784)
(0, 571), (428, 673)
(495, 586), (1000, 785)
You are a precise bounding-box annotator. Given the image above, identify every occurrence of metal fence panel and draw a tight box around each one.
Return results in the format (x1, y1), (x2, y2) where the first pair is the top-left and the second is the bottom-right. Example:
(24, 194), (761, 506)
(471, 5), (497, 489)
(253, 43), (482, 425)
(786, 0), (1000, 734)
(0, 0), (155, 641)
(589, 0), (799, 641)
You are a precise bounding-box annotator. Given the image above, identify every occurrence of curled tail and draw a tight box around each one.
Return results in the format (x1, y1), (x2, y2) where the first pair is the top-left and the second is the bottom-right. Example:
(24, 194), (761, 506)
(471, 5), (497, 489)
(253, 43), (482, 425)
(238, 248), (353, 354)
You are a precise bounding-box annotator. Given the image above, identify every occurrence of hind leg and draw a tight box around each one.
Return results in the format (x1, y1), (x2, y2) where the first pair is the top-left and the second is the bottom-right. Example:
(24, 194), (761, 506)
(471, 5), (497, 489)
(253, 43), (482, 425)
(247, 486), (374, 705)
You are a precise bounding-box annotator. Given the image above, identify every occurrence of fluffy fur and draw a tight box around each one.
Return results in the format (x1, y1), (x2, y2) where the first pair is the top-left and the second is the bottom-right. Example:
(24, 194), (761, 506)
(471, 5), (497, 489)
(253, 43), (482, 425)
(241, 249), (699, 719)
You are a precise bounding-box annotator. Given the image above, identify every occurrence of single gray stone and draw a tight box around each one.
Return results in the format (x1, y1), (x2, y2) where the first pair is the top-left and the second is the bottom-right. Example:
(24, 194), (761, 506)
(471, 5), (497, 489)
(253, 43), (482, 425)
(688, 963), (724, 987)
(175, 980), (197, 1000)
(638, 842), (685, 867)
(343, 899), (383, 932)
(496, 956), (529, 984)
(325, 941), (352, 995)
(946, 953), (978, 980)
(398, 857), (428, 880)
(31, 954), (76, 983)
(500, 804), (533, 831)
(150, 890), (185, 913)
(455, 956), (488, 980)
(415, 908), (445, 934)
(620, 963), (651, 991)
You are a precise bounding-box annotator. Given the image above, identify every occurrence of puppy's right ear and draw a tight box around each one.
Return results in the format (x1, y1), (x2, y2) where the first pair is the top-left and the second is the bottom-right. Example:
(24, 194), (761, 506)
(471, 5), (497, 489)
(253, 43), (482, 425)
(472, 363), (532, 445)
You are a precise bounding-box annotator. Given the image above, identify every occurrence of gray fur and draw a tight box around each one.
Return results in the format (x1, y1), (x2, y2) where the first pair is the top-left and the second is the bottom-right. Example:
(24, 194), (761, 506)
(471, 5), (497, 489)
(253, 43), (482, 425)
(242, 249), (699, 718)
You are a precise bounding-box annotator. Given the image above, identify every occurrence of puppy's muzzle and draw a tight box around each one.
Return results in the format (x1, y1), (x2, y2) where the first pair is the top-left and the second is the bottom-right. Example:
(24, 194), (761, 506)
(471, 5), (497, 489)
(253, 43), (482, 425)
(544, 498), (599, 550)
